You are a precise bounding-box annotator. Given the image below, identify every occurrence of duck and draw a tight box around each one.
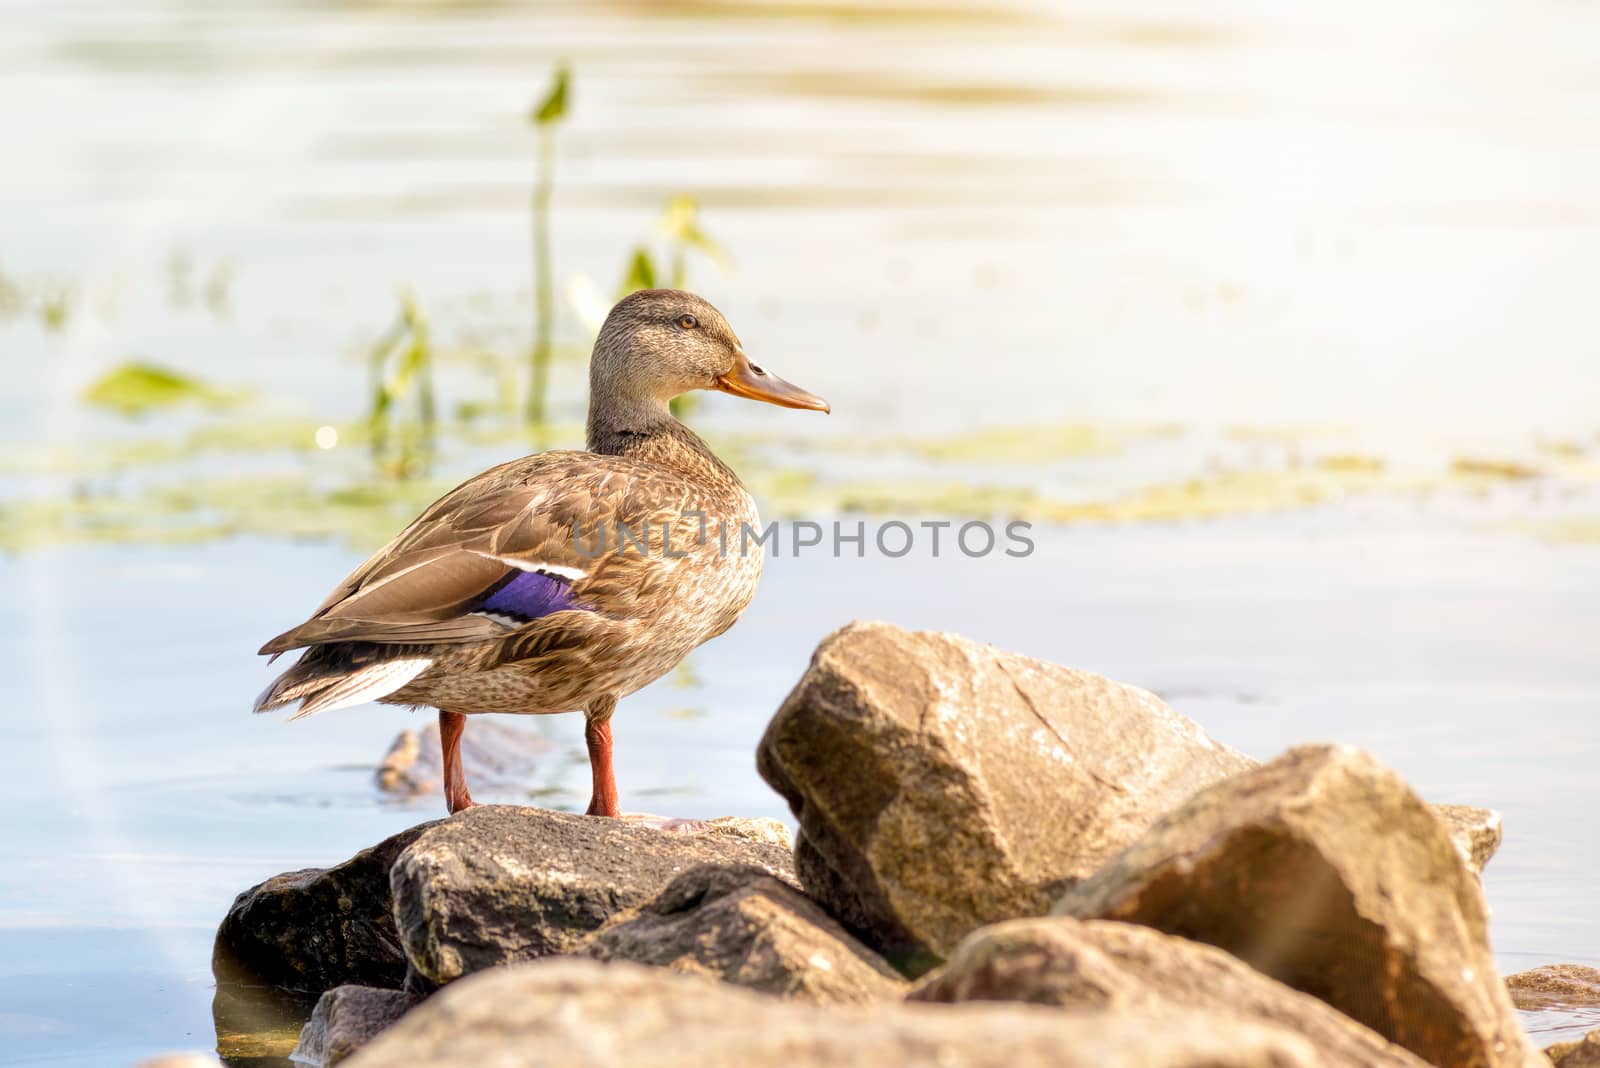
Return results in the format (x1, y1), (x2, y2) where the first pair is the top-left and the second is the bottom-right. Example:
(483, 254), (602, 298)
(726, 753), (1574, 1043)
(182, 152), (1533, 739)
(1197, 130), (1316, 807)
(254, 289), (828, 816)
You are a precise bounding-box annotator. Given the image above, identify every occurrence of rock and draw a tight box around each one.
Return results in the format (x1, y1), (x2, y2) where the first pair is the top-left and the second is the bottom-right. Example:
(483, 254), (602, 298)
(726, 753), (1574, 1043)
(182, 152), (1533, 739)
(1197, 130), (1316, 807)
(909, 917), (1429, 1067)
(377, 718), (552, 799)
(699, 815), (794, 850)
(1053, 744), (1542, 1068)
(210, 980), (311, 1065)
(587, 863), (905, 1003)
(291, 986), (417, 1067)
(391, 805), (797, 987)
(755, 621), (1252, 973)
(1431, 804), (1503, 874)
(344, 957), (1331, 1068)
(213, 820), (439, 998)
(618, 813), (794, 849)
(1505, 964), (1600, 1010)
(1545, 1030), (1600, 1068)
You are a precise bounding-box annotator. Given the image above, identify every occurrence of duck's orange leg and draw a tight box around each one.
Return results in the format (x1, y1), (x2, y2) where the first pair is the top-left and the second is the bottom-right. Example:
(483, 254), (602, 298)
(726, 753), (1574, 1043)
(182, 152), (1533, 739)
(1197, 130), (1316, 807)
(439, 710), (476, 815)
(584, 698), (620, 817)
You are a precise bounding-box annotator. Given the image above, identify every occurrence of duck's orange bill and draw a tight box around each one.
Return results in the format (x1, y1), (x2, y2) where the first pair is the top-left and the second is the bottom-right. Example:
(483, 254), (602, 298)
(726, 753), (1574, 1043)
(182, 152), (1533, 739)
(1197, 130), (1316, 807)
(715, 351), (829, 413)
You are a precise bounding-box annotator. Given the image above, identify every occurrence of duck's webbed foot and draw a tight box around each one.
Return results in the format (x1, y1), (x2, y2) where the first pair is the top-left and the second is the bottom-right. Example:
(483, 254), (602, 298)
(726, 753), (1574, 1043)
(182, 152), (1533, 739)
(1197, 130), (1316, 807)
(584, 696), (620, 818)
(439, 710), (477, 815)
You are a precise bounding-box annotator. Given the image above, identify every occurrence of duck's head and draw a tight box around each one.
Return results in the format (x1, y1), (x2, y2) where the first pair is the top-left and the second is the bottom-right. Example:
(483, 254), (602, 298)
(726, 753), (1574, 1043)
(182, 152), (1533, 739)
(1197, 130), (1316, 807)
(591, 289), (829, 415)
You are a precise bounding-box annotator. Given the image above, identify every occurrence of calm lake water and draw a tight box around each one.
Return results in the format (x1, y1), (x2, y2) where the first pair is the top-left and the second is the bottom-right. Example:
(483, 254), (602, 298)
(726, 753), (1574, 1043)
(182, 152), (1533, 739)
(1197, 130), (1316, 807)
(2, 1), (1598, 1064)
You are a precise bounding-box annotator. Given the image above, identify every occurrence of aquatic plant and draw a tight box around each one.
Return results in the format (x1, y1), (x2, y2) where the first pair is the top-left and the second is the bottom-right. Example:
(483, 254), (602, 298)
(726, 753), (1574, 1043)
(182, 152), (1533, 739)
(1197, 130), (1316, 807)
(37, 282), (72, 331)
(614, 196), (729, 418)
(367, 292), (438, 479)
(0, 265), (76, 331)
(82, 361), (238, 415)
(526, 63), (570, 428)
(612, 196), (728, 302)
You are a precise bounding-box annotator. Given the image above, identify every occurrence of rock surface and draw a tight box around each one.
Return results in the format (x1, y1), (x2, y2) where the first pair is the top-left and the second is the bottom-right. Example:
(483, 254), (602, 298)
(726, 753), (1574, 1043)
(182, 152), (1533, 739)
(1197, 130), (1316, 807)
(619, 813), (794, 849)
(344, 957), (1332, 1068)
(588, 863), (905, 1002)
(1053, 744), (1542, 1068)
(689, 815), (794, 850)
(1505, 964), (1600, 1010)
(213, 820), (438, 998)
(1545, 1030), (1600, 1068)
(1431, 803), (1503, 874)
(756, 621), (1252, 972)
(910, 917), (1429, 1068)
(292, 986), (417, 1067)
(391, 805), (797, 987)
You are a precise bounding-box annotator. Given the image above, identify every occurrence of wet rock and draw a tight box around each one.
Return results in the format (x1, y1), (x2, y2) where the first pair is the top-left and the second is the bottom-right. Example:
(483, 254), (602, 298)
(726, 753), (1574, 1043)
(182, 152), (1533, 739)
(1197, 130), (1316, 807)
(391, 805), (796, 987)
(213, 820), (439, 998)
(1053, 745), (1542, 1068)
(1505, 964), (1600, 1010)
(755, 620), (1252, 973)
(587, 864), (905, 1003)
(343, 957), (1330, 1068)
(910, 917), (1428, 1068)
(1545, 1029), (1600, 1068)
(376, 719), (552, 799)
(1431, 803), (1503, 874)
(210, 980), (312, 1066)
(292, 986), (417, 1067)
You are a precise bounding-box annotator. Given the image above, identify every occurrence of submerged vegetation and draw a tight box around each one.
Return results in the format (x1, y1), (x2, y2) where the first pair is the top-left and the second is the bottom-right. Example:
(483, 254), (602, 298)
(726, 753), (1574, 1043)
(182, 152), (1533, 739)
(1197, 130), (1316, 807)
(2, 61), (1596, 556)
(1, 383), (1593, 553)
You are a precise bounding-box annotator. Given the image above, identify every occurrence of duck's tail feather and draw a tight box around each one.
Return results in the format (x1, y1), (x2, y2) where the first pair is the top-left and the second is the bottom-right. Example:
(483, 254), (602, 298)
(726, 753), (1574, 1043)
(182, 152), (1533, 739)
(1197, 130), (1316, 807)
(254, 649), (434, 721)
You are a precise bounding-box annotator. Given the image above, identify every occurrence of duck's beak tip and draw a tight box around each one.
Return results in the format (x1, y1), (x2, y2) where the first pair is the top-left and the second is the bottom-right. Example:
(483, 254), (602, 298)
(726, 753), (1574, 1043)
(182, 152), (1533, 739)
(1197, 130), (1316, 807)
(715, 354), (830, 414)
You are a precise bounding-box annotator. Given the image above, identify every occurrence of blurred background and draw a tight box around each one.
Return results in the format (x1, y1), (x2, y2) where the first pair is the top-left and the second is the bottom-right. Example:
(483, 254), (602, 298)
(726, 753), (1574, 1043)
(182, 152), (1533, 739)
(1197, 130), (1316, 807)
(2, 0), (1598, 1063)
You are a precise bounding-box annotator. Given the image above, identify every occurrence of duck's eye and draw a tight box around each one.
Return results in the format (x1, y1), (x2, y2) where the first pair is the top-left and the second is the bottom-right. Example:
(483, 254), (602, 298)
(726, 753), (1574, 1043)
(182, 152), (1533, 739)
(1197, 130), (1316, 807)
(677, 313), (699, 330)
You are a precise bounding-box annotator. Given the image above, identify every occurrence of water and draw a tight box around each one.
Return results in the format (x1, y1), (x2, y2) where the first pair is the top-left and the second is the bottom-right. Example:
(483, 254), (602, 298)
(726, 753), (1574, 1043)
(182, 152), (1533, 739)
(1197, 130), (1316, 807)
(2, 0), (1598, 1063)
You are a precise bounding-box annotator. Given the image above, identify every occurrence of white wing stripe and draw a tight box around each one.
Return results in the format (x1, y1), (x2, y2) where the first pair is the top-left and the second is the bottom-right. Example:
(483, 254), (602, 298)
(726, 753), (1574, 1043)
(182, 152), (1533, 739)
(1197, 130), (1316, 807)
(468, 552), (586, 582)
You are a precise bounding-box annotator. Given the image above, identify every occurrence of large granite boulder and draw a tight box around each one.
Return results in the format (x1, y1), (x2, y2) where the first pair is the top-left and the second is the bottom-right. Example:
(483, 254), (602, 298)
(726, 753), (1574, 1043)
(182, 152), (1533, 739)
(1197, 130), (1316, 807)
(391, 806), (796, 987)
(756, 621), (1252, 972)
(290, 986), (416, 1067)
(588, 863), (905, 1003)
(213, 821), (439, 998)
(344, 957), (1332, 1068)
(910, 917), (1428, 1067)
(1053, 745), (1542, 1068)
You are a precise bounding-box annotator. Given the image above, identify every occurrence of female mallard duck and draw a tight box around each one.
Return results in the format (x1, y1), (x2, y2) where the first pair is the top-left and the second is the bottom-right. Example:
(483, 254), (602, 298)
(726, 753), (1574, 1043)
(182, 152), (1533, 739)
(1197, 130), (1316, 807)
(254, 289), (827, 816)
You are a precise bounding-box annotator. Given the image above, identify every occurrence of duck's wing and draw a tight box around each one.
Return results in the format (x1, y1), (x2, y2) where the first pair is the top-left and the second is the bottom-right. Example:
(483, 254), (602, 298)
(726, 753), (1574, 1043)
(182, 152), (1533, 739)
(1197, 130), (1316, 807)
(258, 452), (699, 655)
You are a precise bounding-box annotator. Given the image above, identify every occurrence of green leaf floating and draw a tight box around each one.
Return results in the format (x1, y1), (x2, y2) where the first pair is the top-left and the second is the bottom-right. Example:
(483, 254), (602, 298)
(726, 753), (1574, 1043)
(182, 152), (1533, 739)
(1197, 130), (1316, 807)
(82, 361), (239, 415)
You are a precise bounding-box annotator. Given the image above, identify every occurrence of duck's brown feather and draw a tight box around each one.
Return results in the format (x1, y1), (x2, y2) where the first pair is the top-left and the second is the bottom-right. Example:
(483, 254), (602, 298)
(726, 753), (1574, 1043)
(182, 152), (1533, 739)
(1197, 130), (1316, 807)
(259, 448), (739, 657)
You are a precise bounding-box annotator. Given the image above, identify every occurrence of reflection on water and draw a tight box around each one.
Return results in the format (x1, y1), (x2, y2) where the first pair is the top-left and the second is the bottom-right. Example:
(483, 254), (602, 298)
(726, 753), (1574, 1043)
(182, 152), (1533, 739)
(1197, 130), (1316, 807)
(2, 0), (1599, 1063)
